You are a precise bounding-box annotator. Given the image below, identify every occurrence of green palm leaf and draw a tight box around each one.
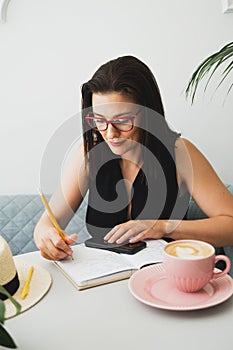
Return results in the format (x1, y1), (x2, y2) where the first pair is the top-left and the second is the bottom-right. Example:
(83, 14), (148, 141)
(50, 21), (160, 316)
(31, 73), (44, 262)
(185, 42), (233, 104)
(0, 285), (21, 348)
(0, 324), (17, 349)
(0, 286), (21, 316)
(0, 300), (6, 323)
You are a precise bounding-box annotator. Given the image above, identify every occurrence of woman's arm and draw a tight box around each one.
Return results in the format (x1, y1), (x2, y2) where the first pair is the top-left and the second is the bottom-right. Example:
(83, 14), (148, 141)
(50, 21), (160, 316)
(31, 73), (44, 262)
(34, 144), (89, 260)
(163, 138), (233, 247)
(105, 138), (233, 247)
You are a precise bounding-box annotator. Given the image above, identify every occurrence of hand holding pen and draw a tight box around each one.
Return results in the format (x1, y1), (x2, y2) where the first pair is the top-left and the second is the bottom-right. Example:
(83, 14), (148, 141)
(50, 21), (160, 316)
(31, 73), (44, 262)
(38, 189), (77, 260)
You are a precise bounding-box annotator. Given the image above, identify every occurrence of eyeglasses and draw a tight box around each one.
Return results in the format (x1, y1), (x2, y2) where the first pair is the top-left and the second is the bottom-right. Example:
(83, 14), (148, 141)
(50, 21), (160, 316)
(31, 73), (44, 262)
(85, 111), (140, 132)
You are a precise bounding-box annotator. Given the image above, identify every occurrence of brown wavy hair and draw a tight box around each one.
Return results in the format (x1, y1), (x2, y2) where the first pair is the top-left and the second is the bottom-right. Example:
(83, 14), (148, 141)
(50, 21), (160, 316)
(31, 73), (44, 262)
(81, 55), (179, 168)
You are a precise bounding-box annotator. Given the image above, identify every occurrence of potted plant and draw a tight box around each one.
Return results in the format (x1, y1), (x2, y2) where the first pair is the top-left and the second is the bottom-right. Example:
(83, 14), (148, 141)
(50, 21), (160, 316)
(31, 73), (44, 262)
(185, 41), (233, 103)
(0, 286), (21, 349)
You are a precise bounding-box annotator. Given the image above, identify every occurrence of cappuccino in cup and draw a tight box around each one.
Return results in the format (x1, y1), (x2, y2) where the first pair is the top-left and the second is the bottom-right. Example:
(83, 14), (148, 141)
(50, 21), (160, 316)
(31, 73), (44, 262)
(163, 240), (231, 292)
(165, 241), (212, 259)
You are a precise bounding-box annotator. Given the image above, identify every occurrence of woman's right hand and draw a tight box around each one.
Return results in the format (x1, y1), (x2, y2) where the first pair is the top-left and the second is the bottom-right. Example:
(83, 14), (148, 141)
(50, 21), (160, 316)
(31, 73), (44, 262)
(34, 226), (78, 261)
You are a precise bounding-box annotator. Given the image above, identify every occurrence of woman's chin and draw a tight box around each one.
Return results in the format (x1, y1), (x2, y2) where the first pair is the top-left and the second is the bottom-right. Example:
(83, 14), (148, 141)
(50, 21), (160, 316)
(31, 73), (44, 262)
(107, 142), (125, 155)
(109, 147), (124, 156)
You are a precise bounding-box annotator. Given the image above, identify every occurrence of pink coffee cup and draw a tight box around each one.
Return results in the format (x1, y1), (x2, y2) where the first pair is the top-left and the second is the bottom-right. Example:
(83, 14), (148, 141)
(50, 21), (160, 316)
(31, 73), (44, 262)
(163, 239), (231, 292)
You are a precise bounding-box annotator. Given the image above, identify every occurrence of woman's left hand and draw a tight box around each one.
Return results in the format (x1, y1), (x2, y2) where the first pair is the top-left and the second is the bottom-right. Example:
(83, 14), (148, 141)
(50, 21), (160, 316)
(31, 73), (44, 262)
(104, 219), (166, 244)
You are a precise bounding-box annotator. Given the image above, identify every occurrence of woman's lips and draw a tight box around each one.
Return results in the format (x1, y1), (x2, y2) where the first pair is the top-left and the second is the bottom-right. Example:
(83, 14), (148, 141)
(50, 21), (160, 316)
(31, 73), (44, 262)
(108, 140), (126, 147)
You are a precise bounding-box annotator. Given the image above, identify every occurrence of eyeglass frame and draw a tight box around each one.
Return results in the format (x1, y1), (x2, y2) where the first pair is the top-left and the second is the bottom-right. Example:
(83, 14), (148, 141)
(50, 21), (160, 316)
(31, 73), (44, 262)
(85, 110), (141, 132)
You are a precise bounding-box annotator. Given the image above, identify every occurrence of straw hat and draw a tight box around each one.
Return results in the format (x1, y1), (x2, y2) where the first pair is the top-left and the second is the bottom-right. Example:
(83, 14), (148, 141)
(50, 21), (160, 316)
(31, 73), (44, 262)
(0, 235), (52, 319)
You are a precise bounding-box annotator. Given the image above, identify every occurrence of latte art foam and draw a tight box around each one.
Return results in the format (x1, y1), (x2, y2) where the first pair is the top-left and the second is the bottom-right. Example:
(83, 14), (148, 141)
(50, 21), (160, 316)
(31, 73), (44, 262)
(165, 242), (212, 259)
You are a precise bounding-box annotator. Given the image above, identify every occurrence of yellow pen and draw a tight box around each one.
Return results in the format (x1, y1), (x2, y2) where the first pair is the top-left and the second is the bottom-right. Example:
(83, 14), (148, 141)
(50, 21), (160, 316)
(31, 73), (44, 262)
(21, 266), (34, 299)
(38, 189), (73, 259)
(39, 190), (65, 239)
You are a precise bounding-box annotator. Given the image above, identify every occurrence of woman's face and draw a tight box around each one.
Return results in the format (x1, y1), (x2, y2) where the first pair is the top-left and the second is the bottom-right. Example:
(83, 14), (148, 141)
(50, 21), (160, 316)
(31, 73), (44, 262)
(92, 92), (142, 158)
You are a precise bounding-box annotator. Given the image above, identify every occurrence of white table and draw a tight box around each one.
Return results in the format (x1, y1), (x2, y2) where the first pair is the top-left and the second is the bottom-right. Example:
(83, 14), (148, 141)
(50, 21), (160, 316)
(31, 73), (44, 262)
(5, 251), (233, 350)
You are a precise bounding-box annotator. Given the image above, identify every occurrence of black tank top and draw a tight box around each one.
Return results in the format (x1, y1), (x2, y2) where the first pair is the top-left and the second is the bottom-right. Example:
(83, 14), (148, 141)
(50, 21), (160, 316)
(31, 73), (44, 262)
(85, 138), (190, 237)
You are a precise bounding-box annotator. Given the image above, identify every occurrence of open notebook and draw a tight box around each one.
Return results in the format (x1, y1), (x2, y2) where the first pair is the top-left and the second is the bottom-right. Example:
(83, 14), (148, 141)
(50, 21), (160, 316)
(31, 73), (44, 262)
(54, 239), (166, 290)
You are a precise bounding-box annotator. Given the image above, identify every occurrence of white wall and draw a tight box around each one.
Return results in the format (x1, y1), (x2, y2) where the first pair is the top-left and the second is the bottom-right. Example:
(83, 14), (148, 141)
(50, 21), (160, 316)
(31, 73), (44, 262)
(0, 0), (232, 194)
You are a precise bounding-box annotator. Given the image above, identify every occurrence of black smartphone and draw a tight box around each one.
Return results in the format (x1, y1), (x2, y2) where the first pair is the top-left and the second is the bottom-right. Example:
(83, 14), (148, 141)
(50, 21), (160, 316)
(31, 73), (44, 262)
(84, 236), (146, 255)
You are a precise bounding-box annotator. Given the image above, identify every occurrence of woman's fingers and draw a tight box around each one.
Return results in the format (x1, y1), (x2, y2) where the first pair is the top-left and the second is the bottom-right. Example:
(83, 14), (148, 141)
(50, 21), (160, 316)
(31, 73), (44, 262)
(104, 220), (152, 243)
(104, 225), (121, 241)
(38, 229), (78, 260)
(130, 221), (165, 243)
(65, 233), (78, 245)
(104, 221), (137, 243)
(105, 220), (166, 244)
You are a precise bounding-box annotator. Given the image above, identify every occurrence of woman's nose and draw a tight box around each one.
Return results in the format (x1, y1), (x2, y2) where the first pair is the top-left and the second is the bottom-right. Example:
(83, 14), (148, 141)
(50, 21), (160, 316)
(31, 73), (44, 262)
(106, 123), (120, 138)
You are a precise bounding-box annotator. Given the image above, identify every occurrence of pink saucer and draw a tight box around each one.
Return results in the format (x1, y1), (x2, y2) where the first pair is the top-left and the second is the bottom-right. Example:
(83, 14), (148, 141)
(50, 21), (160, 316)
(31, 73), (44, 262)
(128, 263), (233, 311)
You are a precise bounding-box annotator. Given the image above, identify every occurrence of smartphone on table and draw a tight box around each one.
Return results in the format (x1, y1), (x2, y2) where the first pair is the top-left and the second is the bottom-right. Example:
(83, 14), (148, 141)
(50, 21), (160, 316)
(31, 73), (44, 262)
(84, 235), (146, 255)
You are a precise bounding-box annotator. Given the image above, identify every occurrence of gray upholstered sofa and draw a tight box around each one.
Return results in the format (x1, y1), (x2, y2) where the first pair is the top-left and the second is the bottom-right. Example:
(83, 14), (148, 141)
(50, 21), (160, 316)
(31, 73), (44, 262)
(0, 195), (89, 255)
(1, 185), (233, 275)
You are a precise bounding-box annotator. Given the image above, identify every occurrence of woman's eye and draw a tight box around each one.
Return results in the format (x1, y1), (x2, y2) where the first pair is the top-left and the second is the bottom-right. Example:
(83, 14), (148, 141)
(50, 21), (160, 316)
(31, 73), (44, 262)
(114, 119), (130, 124)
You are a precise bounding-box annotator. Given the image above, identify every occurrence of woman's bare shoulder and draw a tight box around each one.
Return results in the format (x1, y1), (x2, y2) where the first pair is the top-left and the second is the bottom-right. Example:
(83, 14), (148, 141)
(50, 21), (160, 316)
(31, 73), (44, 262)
(67, 142), (88, 169)
(175, 137), (215, 171)
(175, 137), (194, 170)
(175, 137), (207, 165)
(175, 137), (196, 153)
(174, 137), (209, 192)
(62, 142), (89, 185)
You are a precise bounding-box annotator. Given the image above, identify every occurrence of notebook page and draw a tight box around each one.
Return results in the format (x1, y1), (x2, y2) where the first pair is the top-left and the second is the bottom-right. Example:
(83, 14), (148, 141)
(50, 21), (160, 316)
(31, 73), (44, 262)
(56, 243), (134, 286)
(122, 239), (166, 269)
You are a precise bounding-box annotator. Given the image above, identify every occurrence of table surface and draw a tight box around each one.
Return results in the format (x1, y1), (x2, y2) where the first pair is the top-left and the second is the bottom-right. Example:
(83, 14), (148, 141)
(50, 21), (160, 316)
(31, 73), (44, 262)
(5, 250), (233, 350)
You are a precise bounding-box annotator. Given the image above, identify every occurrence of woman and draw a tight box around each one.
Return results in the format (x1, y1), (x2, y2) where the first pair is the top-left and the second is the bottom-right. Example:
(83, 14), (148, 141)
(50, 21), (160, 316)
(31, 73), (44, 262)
(34, 55), (233, 261)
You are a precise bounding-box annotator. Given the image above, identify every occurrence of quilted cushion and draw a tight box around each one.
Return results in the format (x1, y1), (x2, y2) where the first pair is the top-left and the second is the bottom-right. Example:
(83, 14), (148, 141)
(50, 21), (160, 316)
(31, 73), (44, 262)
(0, 195), (89, 256)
